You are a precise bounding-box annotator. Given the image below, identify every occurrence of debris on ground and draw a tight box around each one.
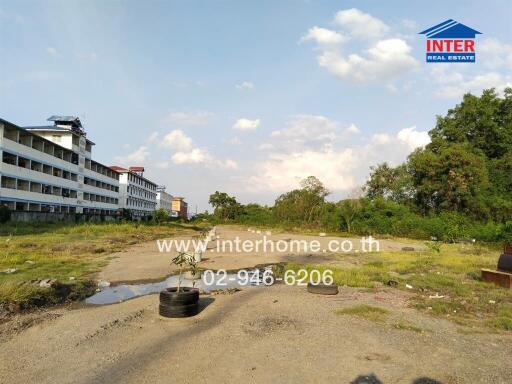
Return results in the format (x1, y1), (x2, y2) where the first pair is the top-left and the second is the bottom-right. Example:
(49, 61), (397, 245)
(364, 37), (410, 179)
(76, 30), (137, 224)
(39, 279), (58, 288)
(2, 268), (18, 274)
(98, 281), (111, 288)
(405, 284), (413, 289)
(208, 288), (241, 296)
(428, 293), (445, 299)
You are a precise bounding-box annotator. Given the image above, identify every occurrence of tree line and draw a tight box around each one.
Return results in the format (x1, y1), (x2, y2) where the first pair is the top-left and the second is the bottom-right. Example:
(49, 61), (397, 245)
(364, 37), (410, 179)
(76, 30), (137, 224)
(198, 89), (512, 243)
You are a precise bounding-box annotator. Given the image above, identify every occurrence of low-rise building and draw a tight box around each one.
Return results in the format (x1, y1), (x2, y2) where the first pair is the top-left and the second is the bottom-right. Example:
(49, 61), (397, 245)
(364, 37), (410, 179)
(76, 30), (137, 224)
(112, 166), (157, 220)
(156, 186), (173, 215)
(171, 196), (188, 219)
(0, 116), (119, 216)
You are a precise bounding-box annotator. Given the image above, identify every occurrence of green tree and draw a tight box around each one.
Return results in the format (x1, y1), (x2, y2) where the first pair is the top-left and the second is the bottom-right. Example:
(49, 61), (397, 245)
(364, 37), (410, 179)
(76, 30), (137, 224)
(365, 163), (413, 204)
(408, 143), (489, 216)
(274, 176), (329, 225)
(208, 191), (242, 221)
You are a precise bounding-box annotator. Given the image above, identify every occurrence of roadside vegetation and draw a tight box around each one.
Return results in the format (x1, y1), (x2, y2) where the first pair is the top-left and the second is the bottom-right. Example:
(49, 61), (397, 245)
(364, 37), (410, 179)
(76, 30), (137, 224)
(275, 242), (512, 331)
(195, 89), (512, 244)
(0, 221), (199, 310)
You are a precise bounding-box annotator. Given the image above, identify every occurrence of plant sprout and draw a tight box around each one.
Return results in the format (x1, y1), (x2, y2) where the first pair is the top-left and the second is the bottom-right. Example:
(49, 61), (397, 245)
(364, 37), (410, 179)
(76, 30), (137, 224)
(171, 251), (199, 292)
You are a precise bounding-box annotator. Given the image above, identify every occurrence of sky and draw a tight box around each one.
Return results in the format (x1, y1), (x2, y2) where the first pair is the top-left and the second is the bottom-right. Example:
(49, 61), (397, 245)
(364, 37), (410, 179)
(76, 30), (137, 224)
(1, 0), (512, 213)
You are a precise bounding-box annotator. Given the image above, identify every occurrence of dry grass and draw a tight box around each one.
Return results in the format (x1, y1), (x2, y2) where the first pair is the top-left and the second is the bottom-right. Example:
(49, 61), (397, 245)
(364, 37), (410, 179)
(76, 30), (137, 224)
(282, 242), (512, 331)
(0, 221), (200, 305)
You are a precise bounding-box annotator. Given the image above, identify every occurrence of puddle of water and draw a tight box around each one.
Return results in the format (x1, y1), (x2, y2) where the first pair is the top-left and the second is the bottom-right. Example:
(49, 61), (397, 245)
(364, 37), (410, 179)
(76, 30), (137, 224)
(86, 269), (271, 305)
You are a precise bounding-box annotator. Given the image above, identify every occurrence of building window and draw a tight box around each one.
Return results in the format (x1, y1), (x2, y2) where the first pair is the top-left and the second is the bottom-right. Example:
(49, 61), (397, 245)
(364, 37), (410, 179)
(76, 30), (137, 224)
(2, 151), (17, 165)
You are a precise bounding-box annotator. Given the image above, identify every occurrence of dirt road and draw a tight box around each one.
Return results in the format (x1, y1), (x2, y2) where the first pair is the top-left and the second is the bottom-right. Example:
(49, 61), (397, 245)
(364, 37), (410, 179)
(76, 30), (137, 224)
(99, 226), (423, 283)
(1, 226), (511, 383)
(1, 284), (511, 384)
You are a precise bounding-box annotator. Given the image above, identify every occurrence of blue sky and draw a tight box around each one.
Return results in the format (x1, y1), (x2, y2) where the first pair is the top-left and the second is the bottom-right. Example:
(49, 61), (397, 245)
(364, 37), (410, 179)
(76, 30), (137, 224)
(1, 1), (512, 212)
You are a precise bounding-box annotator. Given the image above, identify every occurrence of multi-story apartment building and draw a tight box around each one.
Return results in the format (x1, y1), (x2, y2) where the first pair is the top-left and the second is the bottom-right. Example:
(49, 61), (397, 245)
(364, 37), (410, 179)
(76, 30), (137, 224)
(0, 116), (119, 216)
(156, 186), (173, 215)
(171, 197), (188, 219)
(111, 166), (157, 219)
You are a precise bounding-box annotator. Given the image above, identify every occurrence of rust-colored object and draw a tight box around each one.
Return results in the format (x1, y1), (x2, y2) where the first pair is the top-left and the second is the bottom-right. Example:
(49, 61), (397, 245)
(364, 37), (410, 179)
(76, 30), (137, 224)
(504, 244), (512, 256)
(481, 269), (512, 289)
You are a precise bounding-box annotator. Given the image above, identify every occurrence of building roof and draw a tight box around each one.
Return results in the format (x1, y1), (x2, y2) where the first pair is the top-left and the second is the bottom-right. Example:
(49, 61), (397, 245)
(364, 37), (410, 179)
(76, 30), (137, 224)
(23, 125), (96, 146)
(1, 117), (75, 154)
(110, 165), (158, 186)
(109, 166), (127, 171)
(419, 19), (482, 39)
(47, 115), (82, 126)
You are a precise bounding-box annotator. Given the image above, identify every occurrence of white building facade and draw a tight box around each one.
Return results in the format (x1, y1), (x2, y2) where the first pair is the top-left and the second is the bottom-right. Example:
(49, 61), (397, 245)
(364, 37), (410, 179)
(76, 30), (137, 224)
(113, 166), (157, 219)
(0, 116), (119, 215)
(156, 187), (173, 215)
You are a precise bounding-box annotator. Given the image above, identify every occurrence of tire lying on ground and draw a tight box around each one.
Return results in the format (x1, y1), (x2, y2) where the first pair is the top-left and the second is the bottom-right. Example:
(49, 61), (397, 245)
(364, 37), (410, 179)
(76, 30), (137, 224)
(401, 246), (415, 251)
(160, 287), (199, 306)
(159, 302), (199, 318)
(307, 283), (339, 295)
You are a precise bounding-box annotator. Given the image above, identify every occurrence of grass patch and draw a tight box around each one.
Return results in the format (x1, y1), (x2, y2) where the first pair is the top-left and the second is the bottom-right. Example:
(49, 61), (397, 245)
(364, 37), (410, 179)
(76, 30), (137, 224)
(336, 304), (390, 322)
(392, 321), (427, 333)
(281, 242), (512, 331)
(0, 221), (200, 308)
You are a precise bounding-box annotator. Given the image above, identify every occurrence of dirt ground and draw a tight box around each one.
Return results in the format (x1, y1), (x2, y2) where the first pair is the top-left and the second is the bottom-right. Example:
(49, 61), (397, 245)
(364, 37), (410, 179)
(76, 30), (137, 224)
(1, 226), (511, 384)
(1, 284), (511, 384)
(99, 226), (423, 283)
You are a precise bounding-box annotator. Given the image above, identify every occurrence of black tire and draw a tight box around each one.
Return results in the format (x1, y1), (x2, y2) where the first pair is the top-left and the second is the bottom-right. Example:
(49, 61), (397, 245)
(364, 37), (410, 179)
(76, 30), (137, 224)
(159, 302), (199, 318)
(498, 253), (512, 273)
(160, 287), (199, 306)
(401, 246), (415, 251)
(307, 283), (338, 295)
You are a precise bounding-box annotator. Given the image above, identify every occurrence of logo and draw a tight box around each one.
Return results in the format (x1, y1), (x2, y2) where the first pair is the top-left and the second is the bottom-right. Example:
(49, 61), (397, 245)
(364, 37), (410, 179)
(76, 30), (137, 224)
(419, 19), (481, 63)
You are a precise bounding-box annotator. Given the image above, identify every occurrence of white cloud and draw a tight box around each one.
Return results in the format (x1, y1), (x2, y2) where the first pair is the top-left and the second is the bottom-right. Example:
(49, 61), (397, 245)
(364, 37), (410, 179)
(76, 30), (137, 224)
(249, 149), (359, 192)
(371, 133), (391, 145)
(222, 159), (239, 170)
(236, 81), (254, 90)
(397, 126), (430, 150)
(227, 137), (242, 145)
(160, 129), (237, 169)
(345, 123), (360, 134)
(172, 148), (210, 164)
(115, 146), (149, 164)
(431, 68), (512, 99)
(233, 118), (260, 131)
(161, 129), (193, 151)
(334, 8), (389, 39)
(46, 47), (58, 56)
(401, 19), (418, 30)
(163, 111), (213, 126)
(479, 38), (512, 69)
(303, 10), (417, 84)
(248, 121), (428, 194)
(318, 38), (418, 83)
(300, 27), (346, 45)
(270, 115), (337, 144)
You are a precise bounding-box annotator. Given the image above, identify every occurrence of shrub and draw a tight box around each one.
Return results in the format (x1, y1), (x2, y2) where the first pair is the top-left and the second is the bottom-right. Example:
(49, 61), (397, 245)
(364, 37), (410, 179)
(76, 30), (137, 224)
(153, 208), (169, 224)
